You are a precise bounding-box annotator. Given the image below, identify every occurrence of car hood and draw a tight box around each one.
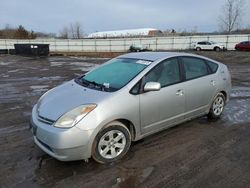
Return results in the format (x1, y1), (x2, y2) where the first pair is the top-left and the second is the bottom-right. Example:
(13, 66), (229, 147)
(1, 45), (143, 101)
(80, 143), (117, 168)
(37, 79), (111, 121)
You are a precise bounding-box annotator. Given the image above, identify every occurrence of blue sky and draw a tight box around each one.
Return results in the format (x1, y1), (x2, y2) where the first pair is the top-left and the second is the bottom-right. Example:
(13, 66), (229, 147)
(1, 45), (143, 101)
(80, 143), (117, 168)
(0, 0), (250, 34)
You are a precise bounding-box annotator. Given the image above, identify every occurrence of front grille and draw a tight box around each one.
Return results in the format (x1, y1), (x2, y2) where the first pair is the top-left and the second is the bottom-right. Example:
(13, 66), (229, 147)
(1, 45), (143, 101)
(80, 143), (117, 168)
(37, 115), (55, 125)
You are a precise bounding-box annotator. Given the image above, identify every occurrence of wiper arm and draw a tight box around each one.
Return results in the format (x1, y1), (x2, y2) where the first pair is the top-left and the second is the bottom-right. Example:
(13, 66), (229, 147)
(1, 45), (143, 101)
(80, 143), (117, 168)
(77, 77), (118, 92)
(82, 78), (106, 91)
(87, 80), (102, 88)
(76, 77), (88, 86)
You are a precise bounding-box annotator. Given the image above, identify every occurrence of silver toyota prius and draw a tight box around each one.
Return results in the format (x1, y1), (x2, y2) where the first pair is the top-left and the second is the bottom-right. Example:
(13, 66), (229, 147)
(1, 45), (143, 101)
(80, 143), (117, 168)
(31, 52), (231, 163)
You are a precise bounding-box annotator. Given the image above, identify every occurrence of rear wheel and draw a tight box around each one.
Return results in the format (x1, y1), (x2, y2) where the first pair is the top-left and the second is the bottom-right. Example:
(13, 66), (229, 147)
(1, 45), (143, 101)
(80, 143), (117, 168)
(92, 121), (131, 164)
(208, 93), (225, 119)
(215, 47), (220, 52)
(196, 47), (201, 51)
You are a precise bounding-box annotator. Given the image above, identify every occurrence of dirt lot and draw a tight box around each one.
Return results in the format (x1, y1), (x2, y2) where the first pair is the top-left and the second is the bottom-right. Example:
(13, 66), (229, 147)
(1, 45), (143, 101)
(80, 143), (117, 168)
(0, 51), (250, 188)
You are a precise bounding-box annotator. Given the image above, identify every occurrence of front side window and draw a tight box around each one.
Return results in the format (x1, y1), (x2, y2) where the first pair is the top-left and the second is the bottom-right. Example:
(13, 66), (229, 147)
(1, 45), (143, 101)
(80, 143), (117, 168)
(182, 57), (208, 80)
(77, 58), (150, 91)
(242, 41), (249, 44)
(144, 58), (181, 88)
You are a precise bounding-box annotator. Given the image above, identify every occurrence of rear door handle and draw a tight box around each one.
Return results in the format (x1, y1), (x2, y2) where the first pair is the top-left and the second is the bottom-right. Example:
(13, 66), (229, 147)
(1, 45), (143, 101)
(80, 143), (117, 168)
(176, 89), (184, 96)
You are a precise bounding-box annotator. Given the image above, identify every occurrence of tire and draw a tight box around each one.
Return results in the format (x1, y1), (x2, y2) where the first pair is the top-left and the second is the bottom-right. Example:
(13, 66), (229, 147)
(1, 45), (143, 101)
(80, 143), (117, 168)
(92, 121), (131, 164)
(215, 47), (220, 52)
(207, 93), (225, 120)
(196, 47), (201, 51)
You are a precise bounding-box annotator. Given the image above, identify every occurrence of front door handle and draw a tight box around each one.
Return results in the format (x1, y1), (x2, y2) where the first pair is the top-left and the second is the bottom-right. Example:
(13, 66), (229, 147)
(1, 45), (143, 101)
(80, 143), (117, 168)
(176, 89), (184, 96)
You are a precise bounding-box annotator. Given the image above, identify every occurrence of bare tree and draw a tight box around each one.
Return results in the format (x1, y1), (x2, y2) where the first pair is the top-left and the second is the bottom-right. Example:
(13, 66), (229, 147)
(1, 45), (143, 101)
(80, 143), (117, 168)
(219, 0), (245, 33)
(75, 22), (84, 39)
(70, 22), (84, 38)
(69, 24), (75, 38)
(59, 26), (69, 39)
(0, 24), (15, 38)
(59, 22), (84, 39)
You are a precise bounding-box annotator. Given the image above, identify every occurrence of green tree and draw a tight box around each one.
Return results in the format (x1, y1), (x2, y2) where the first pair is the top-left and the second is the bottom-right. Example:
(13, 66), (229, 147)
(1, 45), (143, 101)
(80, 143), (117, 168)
(14, 25), (29, 39)
(30, 30), (37, 39)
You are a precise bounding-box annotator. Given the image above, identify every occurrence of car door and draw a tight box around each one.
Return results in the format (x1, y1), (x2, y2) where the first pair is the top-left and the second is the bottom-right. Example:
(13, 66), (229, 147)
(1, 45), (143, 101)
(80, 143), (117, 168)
(180, 56), (217, 118)
(204, 42), (212, 50)
(139, 58), (185, 134)
(246, 42), (250, 50)
(197, 42), (205, 50)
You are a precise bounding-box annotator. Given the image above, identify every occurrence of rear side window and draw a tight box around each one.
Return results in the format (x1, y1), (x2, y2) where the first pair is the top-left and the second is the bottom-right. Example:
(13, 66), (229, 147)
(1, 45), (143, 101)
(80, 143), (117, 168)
(207, 60), (218, 73)
(182, 57), (208, 80)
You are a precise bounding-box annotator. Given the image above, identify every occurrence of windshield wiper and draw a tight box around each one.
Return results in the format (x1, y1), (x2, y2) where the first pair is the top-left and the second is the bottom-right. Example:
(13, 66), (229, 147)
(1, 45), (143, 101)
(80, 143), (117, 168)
(75, 77), (88, 86)
(82, 78), (107, 91)
(88, 80), (104, 89)
(76, 77), (117, 92)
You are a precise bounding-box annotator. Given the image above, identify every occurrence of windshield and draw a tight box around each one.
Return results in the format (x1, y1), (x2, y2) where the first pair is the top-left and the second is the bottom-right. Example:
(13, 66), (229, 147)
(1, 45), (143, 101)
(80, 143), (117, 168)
(76, 58), (151, 92)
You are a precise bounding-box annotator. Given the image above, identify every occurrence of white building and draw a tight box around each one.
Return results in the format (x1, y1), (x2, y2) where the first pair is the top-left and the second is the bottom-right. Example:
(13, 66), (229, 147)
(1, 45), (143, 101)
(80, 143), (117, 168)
(87, 28), (162, 38)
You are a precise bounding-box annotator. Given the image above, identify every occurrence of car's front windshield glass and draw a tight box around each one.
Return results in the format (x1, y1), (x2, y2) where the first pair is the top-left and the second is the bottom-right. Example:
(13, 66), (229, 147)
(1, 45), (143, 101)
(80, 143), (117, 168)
(78, 58), (151, 92)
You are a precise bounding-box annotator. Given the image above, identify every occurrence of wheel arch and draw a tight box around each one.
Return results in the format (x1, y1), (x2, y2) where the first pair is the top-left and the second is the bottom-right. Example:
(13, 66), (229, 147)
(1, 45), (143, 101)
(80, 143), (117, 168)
(219, 90), (227, 101)
(106, 119), (136, 141)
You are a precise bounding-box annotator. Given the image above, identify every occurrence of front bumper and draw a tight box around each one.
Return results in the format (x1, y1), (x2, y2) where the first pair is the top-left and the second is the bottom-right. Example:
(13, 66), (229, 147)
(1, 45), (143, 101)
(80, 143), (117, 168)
(31, 105), (94, 161)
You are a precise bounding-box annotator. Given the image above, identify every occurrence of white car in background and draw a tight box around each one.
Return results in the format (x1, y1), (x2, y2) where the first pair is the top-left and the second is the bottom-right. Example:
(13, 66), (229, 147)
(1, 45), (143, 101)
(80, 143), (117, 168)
(192, 41), (227, 51)
(129, 44), (151, 52)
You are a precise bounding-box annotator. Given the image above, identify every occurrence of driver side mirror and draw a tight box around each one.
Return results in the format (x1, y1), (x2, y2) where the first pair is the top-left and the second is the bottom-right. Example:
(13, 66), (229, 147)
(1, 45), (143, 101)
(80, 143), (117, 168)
(144, 82), (161, 92)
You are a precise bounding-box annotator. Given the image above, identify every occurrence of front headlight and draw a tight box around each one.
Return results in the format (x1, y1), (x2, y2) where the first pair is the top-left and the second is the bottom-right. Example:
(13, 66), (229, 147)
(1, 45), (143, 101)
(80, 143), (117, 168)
(54, 104), (97, 128)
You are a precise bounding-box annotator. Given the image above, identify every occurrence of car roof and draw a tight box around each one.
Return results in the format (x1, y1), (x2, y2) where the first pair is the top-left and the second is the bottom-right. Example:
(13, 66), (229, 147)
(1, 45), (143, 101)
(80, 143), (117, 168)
(118, 52), (193, 61)
(198, 41), (214, 43)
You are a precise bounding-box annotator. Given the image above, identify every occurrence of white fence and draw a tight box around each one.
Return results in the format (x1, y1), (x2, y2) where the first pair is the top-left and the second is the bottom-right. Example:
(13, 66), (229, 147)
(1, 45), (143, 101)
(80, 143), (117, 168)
(0, 34), (250, 52)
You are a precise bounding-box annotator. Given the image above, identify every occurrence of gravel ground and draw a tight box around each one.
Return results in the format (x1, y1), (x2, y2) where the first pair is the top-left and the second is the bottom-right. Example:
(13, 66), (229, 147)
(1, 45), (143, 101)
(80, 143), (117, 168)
(0, 51), (250, 188)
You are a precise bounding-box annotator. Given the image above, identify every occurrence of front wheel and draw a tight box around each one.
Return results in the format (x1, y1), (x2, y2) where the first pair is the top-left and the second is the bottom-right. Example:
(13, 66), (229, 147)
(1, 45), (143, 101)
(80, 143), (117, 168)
(208, 93), (225, 119)
(92, 122), (131, 164)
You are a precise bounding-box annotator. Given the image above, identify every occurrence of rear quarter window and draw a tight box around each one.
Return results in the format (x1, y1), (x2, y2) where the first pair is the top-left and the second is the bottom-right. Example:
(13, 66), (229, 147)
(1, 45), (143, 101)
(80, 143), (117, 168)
(207, 60), (218, 73)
